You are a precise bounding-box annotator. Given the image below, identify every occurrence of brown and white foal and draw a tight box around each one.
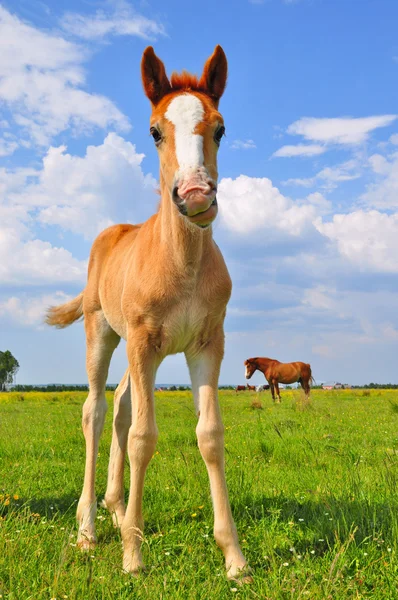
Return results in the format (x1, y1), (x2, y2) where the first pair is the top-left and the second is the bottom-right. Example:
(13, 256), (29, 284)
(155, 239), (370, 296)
(46, 46), (248, 580)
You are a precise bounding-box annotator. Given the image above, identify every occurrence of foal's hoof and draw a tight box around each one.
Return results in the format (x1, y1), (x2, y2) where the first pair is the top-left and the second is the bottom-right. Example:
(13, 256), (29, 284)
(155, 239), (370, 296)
(101, 499), (125, 528)
(227, 563), (252, 585)
(228, 569), (253, 585)
(123, 553), (146, 577)
(123, 563), (146, 578)
(77, 537), (96, 551)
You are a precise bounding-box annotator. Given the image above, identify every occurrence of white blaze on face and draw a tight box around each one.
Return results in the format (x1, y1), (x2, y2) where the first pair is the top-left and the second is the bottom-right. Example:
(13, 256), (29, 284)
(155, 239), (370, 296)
(165, 93), (205, 171)
(245, 365), (250, 379)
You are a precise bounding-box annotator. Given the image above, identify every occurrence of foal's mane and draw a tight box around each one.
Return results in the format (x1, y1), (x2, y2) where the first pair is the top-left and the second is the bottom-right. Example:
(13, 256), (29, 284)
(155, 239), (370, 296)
(170, 71), (207, 94)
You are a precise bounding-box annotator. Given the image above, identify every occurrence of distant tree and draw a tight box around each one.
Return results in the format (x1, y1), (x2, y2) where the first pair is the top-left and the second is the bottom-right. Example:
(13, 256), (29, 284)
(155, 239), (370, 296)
(0, 350), (20, 391)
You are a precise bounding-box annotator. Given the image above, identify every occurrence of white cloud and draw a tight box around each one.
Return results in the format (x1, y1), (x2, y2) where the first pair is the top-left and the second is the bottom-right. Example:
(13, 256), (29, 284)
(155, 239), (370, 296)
(283, 159), (361, 190)
(272, 144), (325, 157)
(368, 153), (390, 175)
(287, 115), (397, 145)
(362, 152), (398, 208)
(0, 180), (87, 286)
(390, 133), (398, 145)
(0, 227), (87, 285)
(0, 291), (72, 326)
(0, 6), (130, 145)
(61, 1), (165, 41)
(274, 115), (397, 158)
(0, 137), (18, 157)
(305, 192), (332, 214)
(315, 210), (398, 273)
(5, 133), (157, 239)
(230, 139), (257, 150)
(0, 133), (158, 285)
(218, 174), (325, 235)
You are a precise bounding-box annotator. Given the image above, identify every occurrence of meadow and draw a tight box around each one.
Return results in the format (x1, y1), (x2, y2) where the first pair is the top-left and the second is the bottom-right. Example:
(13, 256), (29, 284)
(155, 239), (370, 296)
(1, 388), (398, 599)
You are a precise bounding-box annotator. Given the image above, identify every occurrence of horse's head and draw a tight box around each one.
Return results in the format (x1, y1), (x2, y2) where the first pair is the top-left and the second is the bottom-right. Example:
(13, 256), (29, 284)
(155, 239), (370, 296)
(244, 358), (257, 379)
(141, 46), (227, 228)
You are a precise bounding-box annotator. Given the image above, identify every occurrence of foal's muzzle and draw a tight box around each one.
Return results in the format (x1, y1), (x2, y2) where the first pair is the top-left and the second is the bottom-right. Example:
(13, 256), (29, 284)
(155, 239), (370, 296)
(172, 170), (218, 227)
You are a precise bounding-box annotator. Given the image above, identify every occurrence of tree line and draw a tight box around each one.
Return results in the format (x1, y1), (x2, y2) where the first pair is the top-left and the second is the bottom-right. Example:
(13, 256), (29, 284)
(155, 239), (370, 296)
(2, 350), (398, 391)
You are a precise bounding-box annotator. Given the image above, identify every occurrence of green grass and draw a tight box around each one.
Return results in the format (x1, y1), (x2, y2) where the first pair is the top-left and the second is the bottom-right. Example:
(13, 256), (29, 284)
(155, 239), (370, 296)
(1, 388), (398, 599)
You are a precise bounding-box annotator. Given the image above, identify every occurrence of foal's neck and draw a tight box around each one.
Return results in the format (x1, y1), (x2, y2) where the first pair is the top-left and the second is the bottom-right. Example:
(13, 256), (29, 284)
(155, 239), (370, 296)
(157, 174), (213, 269)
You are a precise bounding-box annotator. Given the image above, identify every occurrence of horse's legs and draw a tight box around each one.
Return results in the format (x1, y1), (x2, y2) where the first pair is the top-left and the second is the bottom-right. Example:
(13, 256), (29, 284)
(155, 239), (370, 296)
(77, 310), (120, 550)
(103, 369), (131, 528)
(187, 334), (248, 581)
(302, 377), (311, 398)
(121, 334), (159, 574)
(269, 382), (275, 402)
(274, 381), (281, 403)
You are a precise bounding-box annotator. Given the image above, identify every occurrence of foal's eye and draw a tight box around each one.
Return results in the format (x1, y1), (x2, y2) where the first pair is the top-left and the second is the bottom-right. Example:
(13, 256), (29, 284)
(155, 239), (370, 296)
(150, 127), (162, 145)
(214, 126), (225, 145)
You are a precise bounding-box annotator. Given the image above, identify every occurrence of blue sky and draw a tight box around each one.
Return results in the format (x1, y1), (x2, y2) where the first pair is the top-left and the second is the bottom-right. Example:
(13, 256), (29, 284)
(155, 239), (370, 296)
(1, 0), (398, 385)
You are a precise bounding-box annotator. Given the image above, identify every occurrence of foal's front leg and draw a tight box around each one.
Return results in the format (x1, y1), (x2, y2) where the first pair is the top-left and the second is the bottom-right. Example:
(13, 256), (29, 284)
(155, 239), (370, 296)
(187, 337), (249, 581)
(121, 335), (159, 574)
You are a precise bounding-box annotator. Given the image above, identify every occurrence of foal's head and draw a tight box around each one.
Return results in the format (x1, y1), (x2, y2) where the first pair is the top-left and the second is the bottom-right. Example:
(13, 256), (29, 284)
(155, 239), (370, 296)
(141, 46), (227, 228)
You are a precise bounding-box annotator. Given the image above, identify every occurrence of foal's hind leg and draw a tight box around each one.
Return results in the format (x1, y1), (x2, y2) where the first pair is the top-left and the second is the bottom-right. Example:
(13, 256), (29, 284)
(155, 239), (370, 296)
(77, 311), (120, 550)
(103, 369), (131, 528)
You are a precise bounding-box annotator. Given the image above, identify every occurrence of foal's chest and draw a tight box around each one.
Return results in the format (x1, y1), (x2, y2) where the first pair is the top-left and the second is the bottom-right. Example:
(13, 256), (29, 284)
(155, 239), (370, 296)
(161, 294), (211, 355)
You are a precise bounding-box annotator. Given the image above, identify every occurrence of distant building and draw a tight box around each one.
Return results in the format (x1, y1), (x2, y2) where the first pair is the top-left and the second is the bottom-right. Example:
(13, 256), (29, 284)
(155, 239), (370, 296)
(322, 383), (335, 390)
(322, 381), (351, 390)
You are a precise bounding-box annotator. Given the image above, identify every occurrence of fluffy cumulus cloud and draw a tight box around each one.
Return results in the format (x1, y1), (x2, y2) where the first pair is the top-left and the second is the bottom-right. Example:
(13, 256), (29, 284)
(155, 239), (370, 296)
(0, 226), (87, 286)
(315, 210), (398, 273)
(14, 133), (157, 238)
(0, 133), (157, 284)
(0, 6), (132, 145)
(218, 174), (330, 236)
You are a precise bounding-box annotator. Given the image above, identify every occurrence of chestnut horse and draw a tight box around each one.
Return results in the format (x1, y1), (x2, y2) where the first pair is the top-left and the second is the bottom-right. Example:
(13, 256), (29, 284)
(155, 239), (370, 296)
(244, 357), (314, 402)
(46, 47), (248, 581)
(235, 385), (246, 393)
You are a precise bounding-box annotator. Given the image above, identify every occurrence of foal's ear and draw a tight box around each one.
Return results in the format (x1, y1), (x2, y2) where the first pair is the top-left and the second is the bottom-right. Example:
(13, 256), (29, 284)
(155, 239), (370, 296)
(199, 45), (228, 105)
(141, 47), (171, 105)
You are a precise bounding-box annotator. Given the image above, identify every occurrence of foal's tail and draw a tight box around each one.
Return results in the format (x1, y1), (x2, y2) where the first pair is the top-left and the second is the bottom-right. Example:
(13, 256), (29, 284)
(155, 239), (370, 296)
(45, 291), (84, 328)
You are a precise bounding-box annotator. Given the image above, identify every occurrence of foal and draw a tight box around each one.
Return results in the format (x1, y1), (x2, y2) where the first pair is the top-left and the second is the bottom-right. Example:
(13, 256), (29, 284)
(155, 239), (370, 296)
(46, 46), (248, 580)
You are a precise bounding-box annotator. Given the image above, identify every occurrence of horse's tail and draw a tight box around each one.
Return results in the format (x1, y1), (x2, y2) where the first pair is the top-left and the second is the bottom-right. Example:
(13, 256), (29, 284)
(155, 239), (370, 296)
(45, 291), (84, 328)
(308, 364), (316, 387)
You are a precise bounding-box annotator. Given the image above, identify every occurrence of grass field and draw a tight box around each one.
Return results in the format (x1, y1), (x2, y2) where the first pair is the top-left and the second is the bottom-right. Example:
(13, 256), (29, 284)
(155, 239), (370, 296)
(1, 388), (398, 599)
